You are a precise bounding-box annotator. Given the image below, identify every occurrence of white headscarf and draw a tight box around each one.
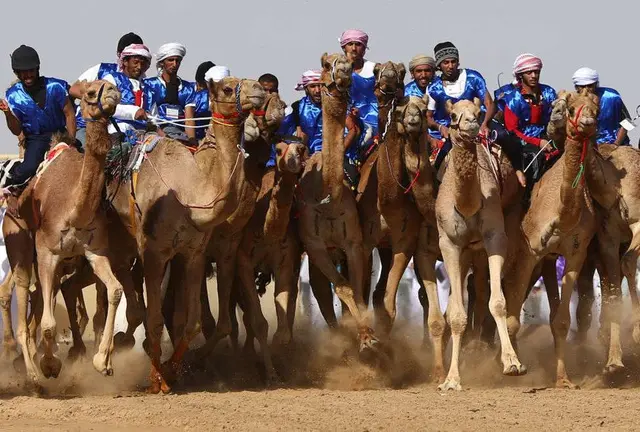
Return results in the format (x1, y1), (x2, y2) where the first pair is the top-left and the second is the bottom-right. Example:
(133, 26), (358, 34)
(155, 42), (187, 76)
(572, 67), (599, 86)
(118, 43), (151, 72)
(205, 65), (231, 83)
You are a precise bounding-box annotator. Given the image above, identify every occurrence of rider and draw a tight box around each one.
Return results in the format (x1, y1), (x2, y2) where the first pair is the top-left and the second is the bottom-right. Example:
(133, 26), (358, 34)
(405, 54), (437, 98)
(144, 43), (196, 142)
(70, 32), (144, 145)
(502, 53), (557, 187)
(258, 73), (279, 95)
(0, 45), (76, 189)
(572, 67), (630, 146)
(186, 61), (216, 140)
(101, 43), (152, 137)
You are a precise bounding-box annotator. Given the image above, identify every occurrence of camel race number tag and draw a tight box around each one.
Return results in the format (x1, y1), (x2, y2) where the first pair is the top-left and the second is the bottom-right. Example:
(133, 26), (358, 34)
(166, 107), (180, 120)
(620, 118), (636, 132)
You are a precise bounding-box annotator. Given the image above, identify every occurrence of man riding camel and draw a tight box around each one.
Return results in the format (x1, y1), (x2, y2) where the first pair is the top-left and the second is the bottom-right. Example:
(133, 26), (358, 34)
(0, 45), (76, 191)
(186, 61), (216, 140)
(144, 42), (196, 143)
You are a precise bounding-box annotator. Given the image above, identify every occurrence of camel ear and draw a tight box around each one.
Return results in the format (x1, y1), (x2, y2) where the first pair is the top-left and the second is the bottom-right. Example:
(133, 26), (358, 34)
(473, 97), (482, 108)
(422, 93), (430, 109)
(555, 90), (571, 104)
(396, 121), (406, 135)
(373, 63), (381, 80)
(396, 63), (407, 83)
(445, 99), (454, 115)
(321, 53), (330, 71)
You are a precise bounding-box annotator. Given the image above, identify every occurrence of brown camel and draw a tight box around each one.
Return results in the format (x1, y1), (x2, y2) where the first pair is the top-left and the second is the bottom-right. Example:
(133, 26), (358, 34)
(231, 140), (307, 357)
(8, 81), (123, 383)
(436, 98), (525, 391)
(296, 53), (376, 348)
(504, 90), (598, 388)
(162, 93), (285, 380)
(0, 268), (17, 361)
(106, 76), (266, 393)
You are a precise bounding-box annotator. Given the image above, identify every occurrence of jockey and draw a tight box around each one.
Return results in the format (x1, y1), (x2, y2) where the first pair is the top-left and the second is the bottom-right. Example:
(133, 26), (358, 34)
(101, 43), (152, 137)
(70, 32), (144, 145)
(405, 54), (437, 98)
(186, 61), (216, 140)
(258, 73), (279, 95)
(144, 43), (197, 142)
(0, 45), (76, 189)
(427, 41), (495, 141)
(340, 29), (376, 145)
(502, 54), (557, 187)
(572, 67), (630, 146)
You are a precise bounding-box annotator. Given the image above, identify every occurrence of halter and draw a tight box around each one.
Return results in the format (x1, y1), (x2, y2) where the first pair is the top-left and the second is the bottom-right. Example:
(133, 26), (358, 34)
(375, 63), (397, 97)
(211, 79), (252, 125)
(566, 104), (593, 189)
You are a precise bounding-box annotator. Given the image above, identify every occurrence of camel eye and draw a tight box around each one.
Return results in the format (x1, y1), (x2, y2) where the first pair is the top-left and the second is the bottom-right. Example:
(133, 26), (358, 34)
(223, 87), (233, 95)
(568, 107), (575, 116)
(451, 113), (458, 122)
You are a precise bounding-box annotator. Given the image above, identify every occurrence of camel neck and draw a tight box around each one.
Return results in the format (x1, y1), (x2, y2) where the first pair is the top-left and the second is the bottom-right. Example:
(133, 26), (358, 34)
(403, 131), (436, 220)
(320, 90), (348, 202)
(264, 168), (298, 241)
(449, 131), (482, 218)
(558, 136), (588, 229)
(584, 144), (618, 209)
(69, 119), (110, 227)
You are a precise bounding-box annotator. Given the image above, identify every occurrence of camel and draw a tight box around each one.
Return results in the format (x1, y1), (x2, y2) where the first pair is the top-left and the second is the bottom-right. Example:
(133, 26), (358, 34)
(231, 139), (307, 357)
(106, 76), (266, 393)
(296, 53), (376, 348)
(0, 268), (17, 361)
(6, 81), (125, 383)
(504, 90), (598, 388)
(545, 89), (640, 374)
(435, 98), (525, 391)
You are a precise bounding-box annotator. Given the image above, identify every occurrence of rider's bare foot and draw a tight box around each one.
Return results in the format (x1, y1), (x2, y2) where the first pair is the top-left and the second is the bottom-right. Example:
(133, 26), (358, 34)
(516, 170), (527, 188)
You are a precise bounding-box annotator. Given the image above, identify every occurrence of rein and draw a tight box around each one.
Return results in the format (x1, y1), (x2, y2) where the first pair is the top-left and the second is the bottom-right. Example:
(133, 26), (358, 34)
(566, 104), (592, 189)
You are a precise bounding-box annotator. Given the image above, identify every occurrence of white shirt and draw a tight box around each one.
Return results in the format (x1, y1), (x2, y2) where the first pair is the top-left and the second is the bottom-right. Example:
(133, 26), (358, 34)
(427, 69), (468, 111)
(103, 73), (143, 134)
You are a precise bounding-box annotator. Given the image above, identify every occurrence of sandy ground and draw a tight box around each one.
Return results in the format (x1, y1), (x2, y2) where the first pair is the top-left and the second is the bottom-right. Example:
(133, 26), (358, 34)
(0, 260), (639, 431)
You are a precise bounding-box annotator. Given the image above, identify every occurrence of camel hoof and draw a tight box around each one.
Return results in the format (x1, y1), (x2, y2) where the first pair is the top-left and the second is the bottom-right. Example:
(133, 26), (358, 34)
(92, 353), (113, 376)
(432, 366), (446, 384)
(503, 363), (528, 376)
(556, 377), (579, 389)
(113, 332), (135, 352)
(66, 345), (87, 363)
(358, 327), (379, 353)
(603, 363), (625, 375)
(438, 379), (462, 391)
(40, 355), (62, 379)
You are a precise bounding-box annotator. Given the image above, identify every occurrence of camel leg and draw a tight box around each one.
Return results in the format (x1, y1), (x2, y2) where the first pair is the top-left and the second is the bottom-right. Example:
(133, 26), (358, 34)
(229, 288), (241, 352)
(85, 252), (123, 376)
(237, 252), (278, 384)
(551, 252), (587, 389)
(111, 259), (144, 351)
(285, 241), (302, 337)
(93, 281), (107, 353)
(162, 256), (204, 383)
(596, 241), (624, 374)
(76, 290), (89, 337)
(469, 253), (489, 341)
(540, 258), (559, 323)
(36, 248), (63, 379)
(61, 282), (86, 362)
(575, 256), (595, 343)
(308, 245), (373, 347)
(621, 248), (640, 343)
(371, 248), (392, 317)
(308, 261), (337, 327)
(0, 271), (17, 361)
(484, 232), (526, 376)
(437, 237), (471, 391)
(272, 252), (295, 347)
(142, 251), (170, 394)
(27, 280), (42, 362)
(414, 245), (446, 383)
(200, 276), (216, 341)
(505, 252), (540, 354)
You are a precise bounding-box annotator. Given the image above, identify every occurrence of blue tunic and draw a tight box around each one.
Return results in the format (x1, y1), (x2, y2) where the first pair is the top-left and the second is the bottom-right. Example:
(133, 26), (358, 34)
(192, 89), (211, 139)
(428, 68), (488, 129)
(494, 83), (517, 112)
(349, 61), (378, 137)
(596, 87), (630, 145)
(143, 76), (196, 128)
(503, 84), (557, 139)
(404, 80), (427, 98)
(6, 77), (69, 136)
(106, 71), (147, 131)
(75, 62), (118, 130)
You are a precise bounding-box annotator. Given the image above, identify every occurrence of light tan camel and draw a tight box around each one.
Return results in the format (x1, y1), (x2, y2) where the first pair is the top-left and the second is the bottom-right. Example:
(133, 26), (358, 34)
(296, 53), (376, 348)
(107, 76), (266, 393)
(0, 268), (17, 361)
(504, 90), (598, 388)
(9, 81), (123, 383)
(436, 99), (525, 391)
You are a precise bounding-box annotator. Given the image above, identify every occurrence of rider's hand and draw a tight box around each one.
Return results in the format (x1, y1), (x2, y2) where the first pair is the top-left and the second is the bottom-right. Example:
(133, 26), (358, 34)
(439, 125), (449, 139)
(539, 139), (553, 152)
(134, 109), (148, 121)
(479, 124), (490, 137)
(0, 100), (10, 113)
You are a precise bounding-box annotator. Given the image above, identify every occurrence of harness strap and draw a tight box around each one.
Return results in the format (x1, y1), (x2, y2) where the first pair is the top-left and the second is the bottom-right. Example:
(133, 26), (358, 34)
(128, 171), (139, 235)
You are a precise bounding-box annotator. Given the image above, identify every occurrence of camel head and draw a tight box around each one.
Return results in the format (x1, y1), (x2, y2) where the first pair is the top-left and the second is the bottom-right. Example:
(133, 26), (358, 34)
(556, 90), (600, 140)
(374, 61), (406, 100)
(80, 80), (121, 121)
(320, 53), (353, 94)
(274, 139), (308, 174)
(209, 77), (266, 121)
(396, 95), (429, 136)
(255, 92), (287, 133)
(446, 98), (482, 142)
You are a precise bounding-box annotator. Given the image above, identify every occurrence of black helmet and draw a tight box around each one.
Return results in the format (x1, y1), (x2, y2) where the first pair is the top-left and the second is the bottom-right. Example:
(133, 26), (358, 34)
(11, 45), (40, 71)
(195, 61), (215, 85)
(117, 32), (143, 55)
